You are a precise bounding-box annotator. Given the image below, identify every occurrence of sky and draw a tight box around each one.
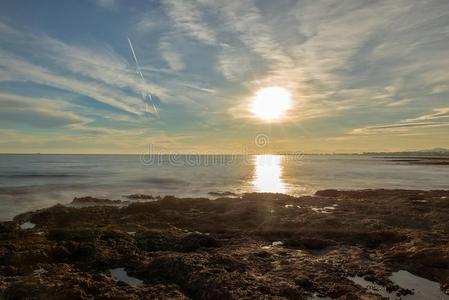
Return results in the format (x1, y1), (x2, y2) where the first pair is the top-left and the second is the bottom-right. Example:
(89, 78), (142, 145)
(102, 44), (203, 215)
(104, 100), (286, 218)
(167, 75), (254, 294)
(0, 0), (448, 154)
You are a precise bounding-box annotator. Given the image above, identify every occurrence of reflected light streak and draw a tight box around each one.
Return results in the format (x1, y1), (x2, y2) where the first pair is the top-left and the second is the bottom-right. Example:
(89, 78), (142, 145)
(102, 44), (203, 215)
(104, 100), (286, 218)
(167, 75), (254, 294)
(252, 155), (286, 193)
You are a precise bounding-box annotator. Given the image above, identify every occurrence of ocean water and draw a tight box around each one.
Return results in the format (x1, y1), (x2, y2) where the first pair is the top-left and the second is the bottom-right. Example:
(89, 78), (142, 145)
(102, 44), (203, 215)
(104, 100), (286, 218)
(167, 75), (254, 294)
(0, 154), (448, 221)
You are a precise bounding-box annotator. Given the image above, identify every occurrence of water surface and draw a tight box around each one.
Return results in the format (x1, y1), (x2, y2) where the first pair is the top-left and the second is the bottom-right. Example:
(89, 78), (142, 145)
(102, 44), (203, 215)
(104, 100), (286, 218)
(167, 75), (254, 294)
(0, 154), (448, 220)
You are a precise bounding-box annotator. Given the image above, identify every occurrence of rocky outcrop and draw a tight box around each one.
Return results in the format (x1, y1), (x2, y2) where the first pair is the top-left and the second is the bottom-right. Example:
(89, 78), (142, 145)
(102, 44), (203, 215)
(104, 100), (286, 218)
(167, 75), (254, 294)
(1, 190), (449, 299)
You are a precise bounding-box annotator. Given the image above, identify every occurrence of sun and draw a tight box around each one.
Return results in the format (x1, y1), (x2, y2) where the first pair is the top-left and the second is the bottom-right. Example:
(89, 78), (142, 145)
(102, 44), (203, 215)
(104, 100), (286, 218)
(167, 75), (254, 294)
(250, 87), (292, 121)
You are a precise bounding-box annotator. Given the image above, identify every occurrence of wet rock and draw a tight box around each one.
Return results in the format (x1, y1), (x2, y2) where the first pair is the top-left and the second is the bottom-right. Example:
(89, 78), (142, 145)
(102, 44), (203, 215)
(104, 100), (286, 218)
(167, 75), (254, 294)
(208, 191), (239, 197)
(126, 194), (155, 200)
(76, 243), (96, 258)
(294, 275), (313, 288)
(143, 253), (208, 285)
(52, 245), (71, 262)
(409, 248), (449, 268)
(315, 189), (342, 197)
(1, 189), (449, 299)
(136, 231), (219, 253)
(285, 237), (336, 250)
(48, 229), (100, 242)
(136, 231), (180, 252)
(71, 196), (123, 205)
(180, 233), (220, 252)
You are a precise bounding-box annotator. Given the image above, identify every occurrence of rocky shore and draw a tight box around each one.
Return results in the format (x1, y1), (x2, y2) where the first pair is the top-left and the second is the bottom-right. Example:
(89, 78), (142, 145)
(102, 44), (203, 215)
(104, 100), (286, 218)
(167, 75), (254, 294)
(1, 189), (449, 299)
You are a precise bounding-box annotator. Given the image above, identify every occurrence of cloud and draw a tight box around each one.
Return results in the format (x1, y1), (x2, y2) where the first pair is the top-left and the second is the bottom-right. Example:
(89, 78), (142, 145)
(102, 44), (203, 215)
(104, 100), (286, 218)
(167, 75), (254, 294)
(162, 0), (217, 45)
(348, 106), (449, 136)
(135, 0), (449, 132)
(350, 121), (449, 135)
(0, 93), (91, 128)
(179, 82), (215, 94)
(0, 21), (167, 116)
(216, 46), (254, 81)
(2, 1), (449, 152)
(0, 50), (142, 115)
(213, 1), (293, 67)
(404, 108), (449, 122)
(159, 39), (185, 71)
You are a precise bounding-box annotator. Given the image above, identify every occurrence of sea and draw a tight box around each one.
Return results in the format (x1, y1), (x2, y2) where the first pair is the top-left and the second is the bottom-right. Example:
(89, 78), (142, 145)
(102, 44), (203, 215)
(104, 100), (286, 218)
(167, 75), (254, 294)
(0, 154), (448, 221)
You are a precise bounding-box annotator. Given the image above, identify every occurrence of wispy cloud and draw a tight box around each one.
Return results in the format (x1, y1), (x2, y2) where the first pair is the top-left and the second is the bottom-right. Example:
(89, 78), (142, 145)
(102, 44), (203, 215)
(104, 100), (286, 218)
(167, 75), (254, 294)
(162, 0), (217, 45)
(404, 108), (449, 122)
(0, 21), (167, 115)
(1, 0), (449, 152)
(0, 92), (91, 128)
(216, 46), (253, 82)
(159, 39), (185, 71)
(0, 50), (143, 115)
(347, 106), (449, 136)
(351, 122), (449, 135)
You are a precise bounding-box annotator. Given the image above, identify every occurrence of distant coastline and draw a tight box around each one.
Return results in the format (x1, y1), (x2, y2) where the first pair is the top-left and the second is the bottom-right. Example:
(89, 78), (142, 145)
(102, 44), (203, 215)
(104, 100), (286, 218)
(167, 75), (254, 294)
(1, 148), (449, 156)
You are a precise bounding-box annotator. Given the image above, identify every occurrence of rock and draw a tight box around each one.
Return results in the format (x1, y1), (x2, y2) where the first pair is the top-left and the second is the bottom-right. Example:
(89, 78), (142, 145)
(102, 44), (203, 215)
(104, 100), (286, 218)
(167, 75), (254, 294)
(71, 196), (123, 205)
(315, 189), (341, 197)
(52, 245), (71, 262)
(285, 237), (336, 250)
(143, 254), (207, 285)
(126, 194), (155, 200)
(1, 189), (449, 299)
(180, 233), (220, 252)
(208, 191), (239, 197)
(294, 275), (313, 288)
(136, 232), (219, 252)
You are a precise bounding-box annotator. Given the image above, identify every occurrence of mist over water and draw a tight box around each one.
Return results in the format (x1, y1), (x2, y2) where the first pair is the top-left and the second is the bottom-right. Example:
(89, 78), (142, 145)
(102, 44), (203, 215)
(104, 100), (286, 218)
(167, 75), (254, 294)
(0, 154), (448, 221)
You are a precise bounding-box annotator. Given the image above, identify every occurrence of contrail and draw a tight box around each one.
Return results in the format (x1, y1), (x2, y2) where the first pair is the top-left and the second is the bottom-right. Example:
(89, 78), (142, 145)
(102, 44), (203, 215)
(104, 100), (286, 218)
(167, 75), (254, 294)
(127, 37), (159, 116)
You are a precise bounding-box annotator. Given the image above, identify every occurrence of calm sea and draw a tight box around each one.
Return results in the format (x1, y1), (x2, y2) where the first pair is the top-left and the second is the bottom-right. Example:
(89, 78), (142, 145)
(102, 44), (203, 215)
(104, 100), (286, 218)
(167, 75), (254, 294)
(0, 154), (448, 220)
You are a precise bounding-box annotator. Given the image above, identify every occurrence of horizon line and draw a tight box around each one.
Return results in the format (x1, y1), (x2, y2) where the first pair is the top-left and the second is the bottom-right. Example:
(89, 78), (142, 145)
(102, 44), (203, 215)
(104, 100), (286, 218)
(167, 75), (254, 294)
(0, 150), (448, 156)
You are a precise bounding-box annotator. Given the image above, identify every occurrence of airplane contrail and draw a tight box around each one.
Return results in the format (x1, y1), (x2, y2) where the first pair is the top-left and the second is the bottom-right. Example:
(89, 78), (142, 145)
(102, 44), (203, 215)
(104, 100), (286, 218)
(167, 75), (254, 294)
(127, 37), (159, 116)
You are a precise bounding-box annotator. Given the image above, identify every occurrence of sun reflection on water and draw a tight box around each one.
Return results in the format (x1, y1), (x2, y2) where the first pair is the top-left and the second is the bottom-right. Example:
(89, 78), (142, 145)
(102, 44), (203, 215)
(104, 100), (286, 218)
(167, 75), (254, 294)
(252, 155), (286, 193)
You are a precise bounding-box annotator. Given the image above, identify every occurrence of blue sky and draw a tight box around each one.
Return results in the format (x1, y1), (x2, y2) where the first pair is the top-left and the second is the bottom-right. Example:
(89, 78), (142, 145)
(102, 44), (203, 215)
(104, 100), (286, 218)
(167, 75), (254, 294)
(0, 0), (448, 153)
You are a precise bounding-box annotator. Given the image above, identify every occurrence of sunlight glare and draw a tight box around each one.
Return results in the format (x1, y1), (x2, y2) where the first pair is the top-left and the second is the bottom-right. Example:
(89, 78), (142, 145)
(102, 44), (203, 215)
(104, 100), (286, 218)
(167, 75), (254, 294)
(252, 155), (286, 193)
(251, 87), (292, 121)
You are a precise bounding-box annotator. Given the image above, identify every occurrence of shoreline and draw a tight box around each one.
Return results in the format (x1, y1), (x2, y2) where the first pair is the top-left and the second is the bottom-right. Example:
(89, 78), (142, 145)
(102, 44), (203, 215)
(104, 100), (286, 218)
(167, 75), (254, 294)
(1, 189), (449, 299)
